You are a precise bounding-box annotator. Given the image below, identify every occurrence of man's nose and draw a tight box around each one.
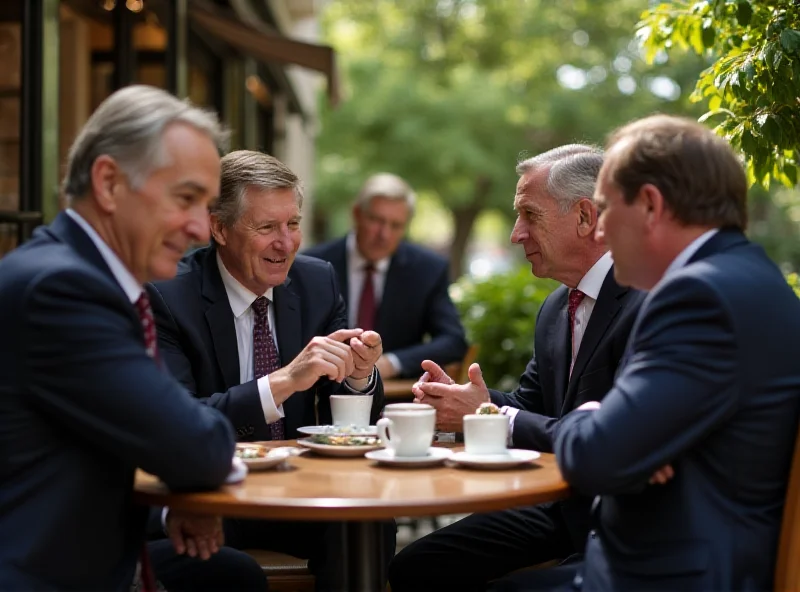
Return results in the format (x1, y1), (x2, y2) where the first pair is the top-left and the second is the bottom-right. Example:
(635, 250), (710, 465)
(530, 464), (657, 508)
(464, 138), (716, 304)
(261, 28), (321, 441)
(188, 209), (211, 243)
(510, 219), (526, 244)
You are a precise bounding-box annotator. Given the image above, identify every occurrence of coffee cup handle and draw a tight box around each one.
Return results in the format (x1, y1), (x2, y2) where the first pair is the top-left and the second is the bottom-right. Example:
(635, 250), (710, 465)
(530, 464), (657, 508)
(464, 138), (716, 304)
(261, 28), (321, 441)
(377, 417), (398, 452)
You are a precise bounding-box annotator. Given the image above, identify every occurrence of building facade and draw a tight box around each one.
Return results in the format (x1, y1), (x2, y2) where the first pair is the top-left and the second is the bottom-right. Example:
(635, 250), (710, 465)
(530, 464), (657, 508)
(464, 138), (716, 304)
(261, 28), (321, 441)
(0, 0), (333, 256)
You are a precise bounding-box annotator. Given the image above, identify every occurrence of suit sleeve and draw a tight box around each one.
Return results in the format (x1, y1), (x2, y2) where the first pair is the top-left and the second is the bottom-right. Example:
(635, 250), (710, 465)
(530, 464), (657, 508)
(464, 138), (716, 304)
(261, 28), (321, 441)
(489, 348), (559, 451)
(147, 284), (266, 440)
(23, 269), (236, 491)
(316, 263), (385, 424)
(553, 275), (738, 496)
(390, 261), (468, 377)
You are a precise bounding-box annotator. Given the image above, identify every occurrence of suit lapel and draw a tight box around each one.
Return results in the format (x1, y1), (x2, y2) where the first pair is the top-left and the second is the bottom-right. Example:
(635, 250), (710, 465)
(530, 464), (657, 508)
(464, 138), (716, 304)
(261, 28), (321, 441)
(273, 278), (303, 368)
(201, 249), (241, 390)
(563, 270), (627, 413)
(549, 289), (571, 412)
(273, 277), (304, 425)
(330, 238), (350, 308)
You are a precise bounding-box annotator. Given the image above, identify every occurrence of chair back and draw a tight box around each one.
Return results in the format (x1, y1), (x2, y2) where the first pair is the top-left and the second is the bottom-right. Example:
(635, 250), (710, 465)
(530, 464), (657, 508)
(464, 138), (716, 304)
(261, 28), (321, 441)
(775, 425), (800, 591)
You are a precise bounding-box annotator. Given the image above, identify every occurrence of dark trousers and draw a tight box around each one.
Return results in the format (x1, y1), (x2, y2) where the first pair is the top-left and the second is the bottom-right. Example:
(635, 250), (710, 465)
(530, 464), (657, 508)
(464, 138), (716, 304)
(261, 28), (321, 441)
(389, 503), (576, 592)
(489, 562), (581, 592)
(148, 539), (268, 592)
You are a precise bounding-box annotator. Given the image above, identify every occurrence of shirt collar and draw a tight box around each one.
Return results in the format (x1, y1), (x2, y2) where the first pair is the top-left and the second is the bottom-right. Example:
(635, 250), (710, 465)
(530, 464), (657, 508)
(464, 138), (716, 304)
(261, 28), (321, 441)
(576, 251), (613, 300)
(346, 232), (391, 274)
(65, 208), (142, 304)
(663, 228), (719, 279)
(216, 252), (274, 319)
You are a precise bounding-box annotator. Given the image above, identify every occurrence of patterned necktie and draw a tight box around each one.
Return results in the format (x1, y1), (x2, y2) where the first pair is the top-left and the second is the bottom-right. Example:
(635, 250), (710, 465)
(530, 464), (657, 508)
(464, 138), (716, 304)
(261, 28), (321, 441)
(133, 291), (158, 592)
(135, 292), (159, 360)
(568, 289), (586, 375)
(357, 264), (377, 331)
(252, 296), (285, 441)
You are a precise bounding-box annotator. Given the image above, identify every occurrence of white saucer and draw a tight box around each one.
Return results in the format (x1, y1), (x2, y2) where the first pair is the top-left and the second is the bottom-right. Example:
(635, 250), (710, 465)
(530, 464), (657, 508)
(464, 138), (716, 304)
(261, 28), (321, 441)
(296, 438), (383, 457)
(235, 444), (293, 471)
(450, 449), (541, 470)
(297, 425), (378, 437)
(365, 447), (452, 467)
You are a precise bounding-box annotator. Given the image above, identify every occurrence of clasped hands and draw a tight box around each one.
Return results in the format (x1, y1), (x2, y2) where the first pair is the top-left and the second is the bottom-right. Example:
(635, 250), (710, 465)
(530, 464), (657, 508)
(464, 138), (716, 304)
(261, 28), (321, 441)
(270, 328), (382, 399)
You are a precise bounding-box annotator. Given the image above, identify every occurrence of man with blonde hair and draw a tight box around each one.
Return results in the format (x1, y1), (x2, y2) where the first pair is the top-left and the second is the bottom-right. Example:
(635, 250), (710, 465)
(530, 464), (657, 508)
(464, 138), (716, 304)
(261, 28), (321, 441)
(148, 150), (392, 590)
(0, 85), (265, 590)
(305, 172), (467, 379)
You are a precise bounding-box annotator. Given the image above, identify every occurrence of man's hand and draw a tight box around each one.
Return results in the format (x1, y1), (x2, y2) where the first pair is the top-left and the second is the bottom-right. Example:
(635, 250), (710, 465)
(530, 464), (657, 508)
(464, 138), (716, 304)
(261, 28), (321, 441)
(269, 328), (362, 402)
(348, 330), (383, 380)
(413, 363), (490, 432)
(649, 464), (674, 485)
(412, 359), (455, 400)
(165, 511), (224, 560)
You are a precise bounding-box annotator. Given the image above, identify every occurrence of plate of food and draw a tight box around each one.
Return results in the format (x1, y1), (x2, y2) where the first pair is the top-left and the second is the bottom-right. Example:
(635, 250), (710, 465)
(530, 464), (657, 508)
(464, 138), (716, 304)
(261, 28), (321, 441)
(296, 435), (383, 457)
(296, 425), (378, 437)
(235, 443), (292, 470)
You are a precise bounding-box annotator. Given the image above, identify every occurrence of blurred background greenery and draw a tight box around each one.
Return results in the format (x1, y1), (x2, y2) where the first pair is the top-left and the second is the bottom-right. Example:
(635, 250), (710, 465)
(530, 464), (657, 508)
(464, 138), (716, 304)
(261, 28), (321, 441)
(311, 0), (800, 387)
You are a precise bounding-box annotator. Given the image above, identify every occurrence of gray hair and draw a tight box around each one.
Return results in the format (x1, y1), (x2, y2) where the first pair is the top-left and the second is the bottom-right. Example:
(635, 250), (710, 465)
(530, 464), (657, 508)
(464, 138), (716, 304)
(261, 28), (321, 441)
(63, 85), (229, 201)
(355, 173), (416, 216)
(212, 150), (304, 228)
(516, 144), (604, 212)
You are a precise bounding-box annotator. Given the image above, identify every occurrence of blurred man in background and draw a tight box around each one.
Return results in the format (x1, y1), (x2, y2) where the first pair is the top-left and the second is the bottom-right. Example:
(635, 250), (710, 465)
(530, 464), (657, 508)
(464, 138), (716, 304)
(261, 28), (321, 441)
(305, 173), (467, 379)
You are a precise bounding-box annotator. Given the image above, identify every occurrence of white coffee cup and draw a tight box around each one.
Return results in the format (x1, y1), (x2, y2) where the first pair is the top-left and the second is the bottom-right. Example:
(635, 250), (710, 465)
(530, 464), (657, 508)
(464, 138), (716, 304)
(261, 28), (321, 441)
(463, 414), (510, 455)
(377, 403), (436, 457)
(330, 394), (373, 427)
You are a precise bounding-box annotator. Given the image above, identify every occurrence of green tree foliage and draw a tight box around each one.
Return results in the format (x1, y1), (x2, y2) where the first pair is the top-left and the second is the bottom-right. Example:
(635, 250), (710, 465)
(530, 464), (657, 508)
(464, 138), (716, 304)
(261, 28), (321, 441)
(317, 0), (707, 275)
(451, 267), (558, 390)
(638, 1), (800, 188)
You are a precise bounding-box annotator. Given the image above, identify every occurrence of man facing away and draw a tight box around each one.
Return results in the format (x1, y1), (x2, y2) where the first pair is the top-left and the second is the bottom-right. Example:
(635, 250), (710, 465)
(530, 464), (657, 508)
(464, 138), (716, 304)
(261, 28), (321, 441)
(494, 115), (800, 591)
(0, 85), (265, 591)
(147, 150), (393, 590)
(388, 145), (645, 591)
(304, 173), (468, 379)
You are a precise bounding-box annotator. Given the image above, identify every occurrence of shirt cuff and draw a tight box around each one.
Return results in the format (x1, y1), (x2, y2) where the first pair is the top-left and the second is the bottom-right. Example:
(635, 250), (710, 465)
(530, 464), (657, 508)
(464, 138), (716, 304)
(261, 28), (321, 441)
(384, 353), (403, 375)
(344, 365), (378, 394)
(161, 507), (169, 532)
(259, 375), (286, 425)
(500, 406), (519, 447)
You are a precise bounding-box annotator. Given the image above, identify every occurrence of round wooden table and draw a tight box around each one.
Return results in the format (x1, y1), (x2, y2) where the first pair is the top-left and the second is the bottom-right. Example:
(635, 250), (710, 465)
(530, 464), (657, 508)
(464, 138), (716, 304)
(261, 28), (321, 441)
(134, 441), (570, 591)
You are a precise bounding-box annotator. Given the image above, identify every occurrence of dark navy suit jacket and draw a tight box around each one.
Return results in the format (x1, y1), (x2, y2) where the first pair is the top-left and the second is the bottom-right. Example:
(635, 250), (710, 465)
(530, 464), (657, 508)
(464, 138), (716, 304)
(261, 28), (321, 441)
(148, 245), (385, 441)
(490, 267), (644, 549)
(304, 237), (467, 378)
(0, 213), (236, 591)
(554, 229), (800, 591)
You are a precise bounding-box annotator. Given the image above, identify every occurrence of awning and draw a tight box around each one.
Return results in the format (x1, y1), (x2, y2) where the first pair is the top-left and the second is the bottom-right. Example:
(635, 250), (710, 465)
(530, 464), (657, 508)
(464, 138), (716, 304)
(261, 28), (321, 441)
(189, 3), (339, 107)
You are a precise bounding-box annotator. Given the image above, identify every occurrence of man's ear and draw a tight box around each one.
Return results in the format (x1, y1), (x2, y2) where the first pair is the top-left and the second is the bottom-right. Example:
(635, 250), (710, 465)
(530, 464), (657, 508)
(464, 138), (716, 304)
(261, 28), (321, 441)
(90, 155), (125, 214)
(576, 198), (597, 238)
(209, 214), (227, 246)
(639, 184), (665, 230)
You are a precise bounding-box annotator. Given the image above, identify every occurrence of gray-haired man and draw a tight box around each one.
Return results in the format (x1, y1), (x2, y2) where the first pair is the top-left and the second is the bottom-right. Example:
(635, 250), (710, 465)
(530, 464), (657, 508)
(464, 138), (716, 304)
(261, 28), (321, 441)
(388, 145), (645, 592)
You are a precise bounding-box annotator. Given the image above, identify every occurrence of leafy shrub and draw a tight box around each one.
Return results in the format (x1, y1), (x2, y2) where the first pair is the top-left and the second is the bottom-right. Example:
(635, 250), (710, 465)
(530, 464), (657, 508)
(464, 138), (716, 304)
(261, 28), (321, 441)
(787, 272), (800, 298)
(451, 267), (558, 392)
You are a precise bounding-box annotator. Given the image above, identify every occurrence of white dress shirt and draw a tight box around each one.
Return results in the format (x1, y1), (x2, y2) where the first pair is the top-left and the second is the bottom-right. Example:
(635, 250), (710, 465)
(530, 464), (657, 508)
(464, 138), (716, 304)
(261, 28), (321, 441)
(345, 233), (403, 373)
(65, 209), (142, 304)
(571, 250), (614, 369)
(216, 253), (286, 425)
(502, 251), (614, 444)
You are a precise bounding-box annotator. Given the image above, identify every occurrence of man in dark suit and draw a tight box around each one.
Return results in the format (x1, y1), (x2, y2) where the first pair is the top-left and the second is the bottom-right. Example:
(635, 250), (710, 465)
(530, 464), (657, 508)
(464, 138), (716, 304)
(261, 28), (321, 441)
(389, 145), (645, 592)
(304, 173), (467, 379)
(493, 116), (800, 591)
(148, 150), (391, 591)
(0, 86), (265, 591)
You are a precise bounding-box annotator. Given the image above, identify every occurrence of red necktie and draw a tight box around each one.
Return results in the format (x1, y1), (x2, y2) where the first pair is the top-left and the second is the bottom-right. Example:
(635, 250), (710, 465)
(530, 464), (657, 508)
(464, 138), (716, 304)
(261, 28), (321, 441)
(568, 289), (586, 375)
(357, 264), (376, 331)
(133, 292), (158, 592)
(252, 296), (285, 440)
